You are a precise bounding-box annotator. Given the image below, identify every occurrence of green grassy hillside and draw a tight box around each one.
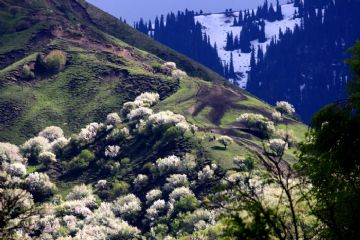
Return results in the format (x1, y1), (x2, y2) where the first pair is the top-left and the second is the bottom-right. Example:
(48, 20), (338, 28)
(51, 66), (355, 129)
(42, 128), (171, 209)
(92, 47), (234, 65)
(0, 0), (306, 167)
(0, 1), (311, 239)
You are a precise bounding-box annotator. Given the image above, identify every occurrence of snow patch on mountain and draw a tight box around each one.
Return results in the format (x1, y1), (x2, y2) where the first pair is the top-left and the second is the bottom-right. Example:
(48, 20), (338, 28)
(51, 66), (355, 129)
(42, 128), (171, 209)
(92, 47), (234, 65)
(195, 3), (300, 88)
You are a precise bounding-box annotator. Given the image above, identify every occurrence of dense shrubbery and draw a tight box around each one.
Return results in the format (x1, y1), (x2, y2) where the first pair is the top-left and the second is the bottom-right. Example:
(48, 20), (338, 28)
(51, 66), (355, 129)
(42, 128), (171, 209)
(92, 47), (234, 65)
(0, 91), (304, 239)
(44, 50), (67, 73)
(237, 113), (275, 137)
(65, 150), (95, 173)
(22, 64), (35, 79)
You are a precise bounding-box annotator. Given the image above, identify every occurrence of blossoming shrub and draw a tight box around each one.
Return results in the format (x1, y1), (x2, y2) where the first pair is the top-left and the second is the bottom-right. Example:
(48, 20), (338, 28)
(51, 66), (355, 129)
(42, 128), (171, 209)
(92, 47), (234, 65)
(164, 174), (189, 191)
(38, 151), (57, 166)
(25, 172), (56, 201)
(78, 122), (104, 144)
(39, 126), (64, 142)
(146, 189), (162, 205)
(217, 136), (233, 149)
(106, 113), (122, 126)
(156, 155), (182, 175)
(104, 145), (121, 158)
(237, 113), (275, 137)
(0, 142), (25, 164)
(268, 138), (288, 156)
(275, 101), (296, 116)
(21, 136), (49, 163)
(111, 194), (141, 219)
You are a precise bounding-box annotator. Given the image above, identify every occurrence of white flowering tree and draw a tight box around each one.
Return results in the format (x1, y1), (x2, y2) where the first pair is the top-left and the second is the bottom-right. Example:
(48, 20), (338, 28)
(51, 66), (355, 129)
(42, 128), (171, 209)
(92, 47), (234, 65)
(275, 101), (296, 116)
(111, 194), (141, 219)
(25, 172), (56, 200)
(39, 126), (64, 142)
(78, 122), (104, 144)
(172, 69), (187, 81)
(106, 112), (122, 126)
(237, 113), (275, 138)
(21, 136), (50, 163)
(104, 145), (121, 158)
(156, 155), (182, 175)
(217, 136), (233, 150)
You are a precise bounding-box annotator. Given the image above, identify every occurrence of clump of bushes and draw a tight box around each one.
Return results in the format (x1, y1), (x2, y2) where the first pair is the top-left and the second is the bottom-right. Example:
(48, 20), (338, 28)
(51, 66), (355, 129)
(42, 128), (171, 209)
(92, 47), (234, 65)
(237, 113), (275, 138)
(275, 101), (296, 116)
(44, 50), (67, 73)
(22, 64), (35, 79)
(217, 136), (233, 150)
(65, 149), (95, 173)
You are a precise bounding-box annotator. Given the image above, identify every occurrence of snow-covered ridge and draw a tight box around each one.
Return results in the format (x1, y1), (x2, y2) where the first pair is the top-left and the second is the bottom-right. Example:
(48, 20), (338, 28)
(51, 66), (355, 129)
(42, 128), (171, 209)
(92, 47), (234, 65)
(195, 3), (300, 88)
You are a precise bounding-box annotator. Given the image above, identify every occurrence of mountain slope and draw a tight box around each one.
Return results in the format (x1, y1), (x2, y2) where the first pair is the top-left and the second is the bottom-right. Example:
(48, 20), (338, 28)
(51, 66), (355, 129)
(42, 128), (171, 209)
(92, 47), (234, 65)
(0, 0), (305, 152)
(0, 1), (311, 239)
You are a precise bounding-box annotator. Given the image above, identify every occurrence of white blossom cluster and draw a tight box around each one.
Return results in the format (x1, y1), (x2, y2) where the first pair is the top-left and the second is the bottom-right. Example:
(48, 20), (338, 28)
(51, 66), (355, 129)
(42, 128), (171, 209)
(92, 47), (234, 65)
(268, 138), (289, 156)
(187, 209), (217, 231)
(50, 137), (69, 154)
(21, 136), (50, 157)
(146, 110), (196, 134)
(146, 189), (162, 205)
(162, 62), (177, 70)
(0, 142), (27, 177)
(237, 113), (275, 135)
(133, 174), (148, 188)
(39, 126), (64, 142)
(111, 194), (141, 218)
(156, 155), (182, 175)
(197, 164), (217, 183)
(164, 174), (189, 191)
(106, 112), (122, 126)
(169, 187), (195, 202)
(76, 202), (140, 240)
(78, 122), (104, 143)
(20, 126), (69, 165)
(172, 69), (188, 80)
(31, 214), (61, 238)
(121, 92), (160, 119)
(226, 172), (243, 184)
(106, 127), (130, 141)
(104, 145), (121, 158)
(128, 107), (153, 121)
(95, 179), (107, 189)
(0, 142), (25, 164)
(146, 199), (167, 221)
(272, 111), (283, 123)
(134, 92), (160, 107)
(63, 200), (94, 218)
(38, 151), (57, 165)
(66, 184), (95, 202)
(275, 101), (296, 115)
(63, 215), (82, 232)
(25, 172), (56, 196)
(217, 136), (233, 148)
(4, 162), (27, 176)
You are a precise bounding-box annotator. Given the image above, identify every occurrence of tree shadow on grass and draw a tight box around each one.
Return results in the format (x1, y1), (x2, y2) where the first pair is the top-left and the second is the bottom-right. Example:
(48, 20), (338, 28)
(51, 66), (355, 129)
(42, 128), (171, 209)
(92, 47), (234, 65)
(211, 145), (226, 151)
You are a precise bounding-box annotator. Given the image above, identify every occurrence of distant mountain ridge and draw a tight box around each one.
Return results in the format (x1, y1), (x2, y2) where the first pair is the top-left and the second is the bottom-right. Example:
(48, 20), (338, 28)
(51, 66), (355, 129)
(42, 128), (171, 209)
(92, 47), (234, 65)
(134, 0), (360, 123)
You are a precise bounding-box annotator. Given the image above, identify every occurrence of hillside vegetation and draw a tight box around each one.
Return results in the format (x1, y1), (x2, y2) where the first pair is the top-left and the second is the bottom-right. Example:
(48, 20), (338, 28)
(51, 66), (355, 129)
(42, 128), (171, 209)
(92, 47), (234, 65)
(0, 0), (310, 239)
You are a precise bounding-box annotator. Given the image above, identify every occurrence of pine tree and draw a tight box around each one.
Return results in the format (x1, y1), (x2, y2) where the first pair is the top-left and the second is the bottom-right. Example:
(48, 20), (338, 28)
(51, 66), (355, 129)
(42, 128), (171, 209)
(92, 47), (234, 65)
(276, 0), (283, 20)
(250, 47), (256, 69)
(34, 53), (46, 74)
(259, 21), (266, 43)
(229, 52), (236, 78)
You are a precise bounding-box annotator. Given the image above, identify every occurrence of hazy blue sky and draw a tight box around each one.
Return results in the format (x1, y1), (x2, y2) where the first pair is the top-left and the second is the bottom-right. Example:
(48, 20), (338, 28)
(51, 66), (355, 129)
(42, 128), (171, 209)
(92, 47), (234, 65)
(87, 0), (287, 24)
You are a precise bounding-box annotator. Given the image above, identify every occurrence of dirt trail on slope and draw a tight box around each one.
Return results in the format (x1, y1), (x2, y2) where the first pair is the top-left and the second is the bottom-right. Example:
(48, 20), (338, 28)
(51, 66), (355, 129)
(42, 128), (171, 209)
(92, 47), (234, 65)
(187, 84), (247, 125)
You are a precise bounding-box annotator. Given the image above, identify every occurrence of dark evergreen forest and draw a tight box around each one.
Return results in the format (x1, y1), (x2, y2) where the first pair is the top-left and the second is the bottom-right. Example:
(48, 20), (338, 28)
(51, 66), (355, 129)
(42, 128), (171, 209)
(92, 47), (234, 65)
(247, 0), (360, 122)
